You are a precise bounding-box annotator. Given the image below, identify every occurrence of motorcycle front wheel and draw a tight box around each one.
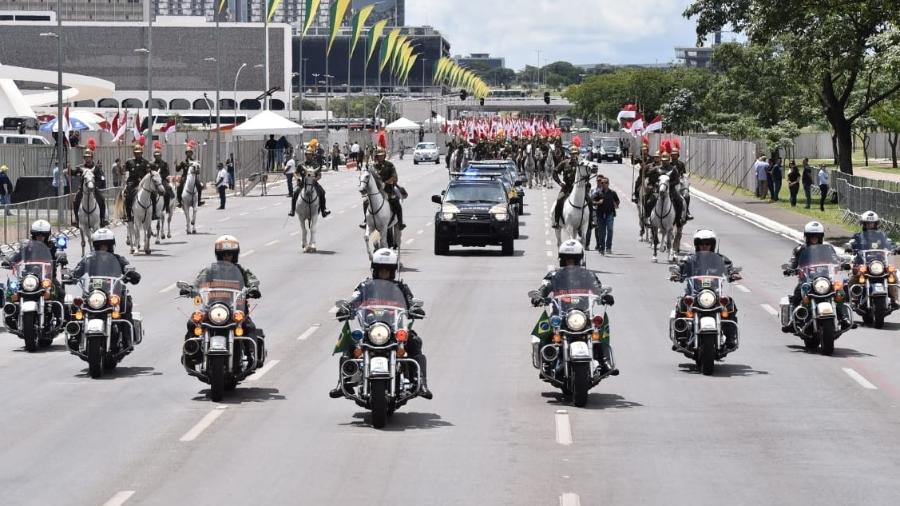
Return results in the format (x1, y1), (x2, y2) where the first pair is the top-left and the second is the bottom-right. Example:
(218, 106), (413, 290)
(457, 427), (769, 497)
(873, 297), (887, 329)
(87, 337), (104, 378)
(208, 355), (226, 402)
(370, 379), (389, 429)
(22, 312), (37, 352)
(699, 333), (716, 376)
(571, 362), (590, 407)
(819, 319), (836, 356)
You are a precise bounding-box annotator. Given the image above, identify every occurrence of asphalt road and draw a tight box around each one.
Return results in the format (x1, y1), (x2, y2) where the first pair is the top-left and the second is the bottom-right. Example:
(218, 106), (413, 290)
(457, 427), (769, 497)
(2, 158), (900, 506)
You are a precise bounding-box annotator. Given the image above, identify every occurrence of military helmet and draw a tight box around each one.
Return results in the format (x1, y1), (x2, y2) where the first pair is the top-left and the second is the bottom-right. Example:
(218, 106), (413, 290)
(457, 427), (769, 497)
(568, 144), (579, 155)
(133, 142), (143, 153)
(375, 146), (387, 157)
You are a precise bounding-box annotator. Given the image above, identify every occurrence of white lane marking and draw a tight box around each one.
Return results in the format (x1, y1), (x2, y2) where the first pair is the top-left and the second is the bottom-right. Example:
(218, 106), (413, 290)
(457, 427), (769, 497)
(297, 324), (321, 341)
(843, 368), (878, 390)
(338, 209), (346, 215)
(239, 212), (249, 216)
(258, 206), (268, 211)
(247, 360), (280, 382)
(159, 283), (176, 294)
(555, 409), (573, 445)
(760, 303), (778, 316)
(328, 305), (338, 314)
(425, 221), (433, 227)
(559, 493), (581, 506)
(735, 284), (751, 293)
(545, 240), (552, 246)
(290, 231), (300, 236)
(179, 406), (228, 442)
(242, 249), (256, 258)
(350, 204), (359, 209)
(405, 238), (415, 245)
(218, 217), (229, 223)
(546, 250), (554, 257)
(102, 490), (136, 506)
(265, 239), (281, 247)
(417, 229), (424, 235)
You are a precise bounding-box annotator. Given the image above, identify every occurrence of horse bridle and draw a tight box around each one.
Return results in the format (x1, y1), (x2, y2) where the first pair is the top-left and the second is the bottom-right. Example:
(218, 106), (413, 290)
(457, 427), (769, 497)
(360, 170), (387, 216)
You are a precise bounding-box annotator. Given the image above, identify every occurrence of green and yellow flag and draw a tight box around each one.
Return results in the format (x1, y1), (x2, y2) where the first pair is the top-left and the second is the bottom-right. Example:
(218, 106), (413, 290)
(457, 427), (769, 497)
(267, 0), (282, 22)
(333, 321), (353, 355)
(433, 58), (448, 83)
(531, 310), (553, 346)
(599, 310), (611, 342)
(302, 0), (321, 36)
(404, 54), (419, 83)
(379, 28), (401, 74)
(327, 0), (351, 56)
(218, 0), (227, 14)
(349, 4), (374, 58)
(391, 36), (409, 76)
(366, 18), (388, 65)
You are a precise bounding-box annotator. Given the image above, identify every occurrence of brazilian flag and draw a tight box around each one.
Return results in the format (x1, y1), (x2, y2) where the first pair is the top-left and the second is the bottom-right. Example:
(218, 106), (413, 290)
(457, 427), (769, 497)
(599, 311), (611, 343)
(332, 321), (352, 355)
(531, 310), (553, 346)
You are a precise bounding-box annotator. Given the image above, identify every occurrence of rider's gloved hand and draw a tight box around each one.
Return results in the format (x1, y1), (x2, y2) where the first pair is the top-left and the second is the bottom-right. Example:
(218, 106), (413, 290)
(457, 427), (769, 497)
(601, 294), (615, 306)
(125, 271), (141, 284)
(247, 288), (261, 299)
(782, 269), (793, 277)
(530, 296), (542, 307)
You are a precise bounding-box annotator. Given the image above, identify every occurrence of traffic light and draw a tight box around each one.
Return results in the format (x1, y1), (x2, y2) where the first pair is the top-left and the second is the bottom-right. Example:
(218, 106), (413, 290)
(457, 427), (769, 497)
(543, 92), (550, 105)
(460, 90), (468, 101)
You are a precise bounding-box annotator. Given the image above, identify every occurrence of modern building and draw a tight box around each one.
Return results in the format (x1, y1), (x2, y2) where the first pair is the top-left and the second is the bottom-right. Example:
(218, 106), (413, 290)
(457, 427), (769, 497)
(154, 0), (402, 25)
(674, 31), (723, 69)
(0, 0), (149, 21)
(455, 53), (505, 71)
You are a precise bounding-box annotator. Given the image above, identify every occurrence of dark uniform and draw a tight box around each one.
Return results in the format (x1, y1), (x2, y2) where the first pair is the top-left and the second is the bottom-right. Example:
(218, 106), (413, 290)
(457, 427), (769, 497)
(374, 159), (404, 229)
(71, 251), (139, 322)
(175, 157), (203, 208)
(124, 155), (153, 222)
(671, 155), (692, 220)
(151, 156), (173, 216)
(290, 162), (330, 217)
(661, 161), (687, 226)
(551, 157), (586, 228)
(672, 252), (739, 348)
(71, 162), (108, 227)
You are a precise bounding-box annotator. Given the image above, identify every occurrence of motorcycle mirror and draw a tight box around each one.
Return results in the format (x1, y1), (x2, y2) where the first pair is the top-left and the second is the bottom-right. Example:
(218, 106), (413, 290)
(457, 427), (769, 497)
(411, 298), (424, 308)
(334, 299), (350, 309)
(527, 290), (542, 300)
(431, 195), (442, 204)
(841, 263), (852, 271)
(176, 281), (192, 293)
(780, 263), (791, 271)
(124, 265), (136, 273)
(732, 266), (743, 273)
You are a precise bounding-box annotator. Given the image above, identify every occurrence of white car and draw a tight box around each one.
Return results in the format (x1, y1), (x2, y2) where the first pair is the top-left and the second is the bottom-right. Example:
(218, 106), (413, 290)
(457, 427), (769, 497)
(413, 142), (440, 165)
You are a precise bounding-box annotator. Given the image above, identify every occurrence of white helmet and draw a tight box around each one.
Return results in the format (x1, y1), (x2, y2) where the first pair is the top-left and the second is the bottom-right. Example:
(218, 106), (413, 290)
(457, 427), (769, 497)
(693, 229), (717, 251)
(804, 221), (825, 244)
(30, 219), (51, 239)
(558, 239), (584, 266)
(860, 210), (880, 230)
(214, 235), (241, 262)
(371, 248), (399, 277)
(91, 228), (116, 251)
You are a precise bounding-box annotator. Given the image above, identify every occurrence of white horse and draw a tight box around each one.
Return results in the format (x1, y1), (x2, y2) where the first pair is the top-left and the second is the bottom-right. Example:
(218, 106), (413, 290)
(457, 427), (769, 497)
(359, 167), (401, 261)
(650, 174), (678, 263)
(128, 170), (166, 255)
(543, 150), (556, 188)
(77, 168), (101, 255)
(181, 162), (200, 235)
(554, 161), (592, 247)
(295, 167), (320, 253)
(524, 146), (537, 189)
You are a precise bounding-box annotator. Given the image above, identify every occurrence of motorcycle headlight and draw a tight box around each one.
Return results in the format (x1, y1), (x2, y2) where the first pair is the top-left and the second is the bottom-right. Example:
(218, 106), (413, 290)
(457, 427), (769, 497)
(22, 275), (39, 292)
(697, 290), (717, 309)
(813, 277), (831, 295)
(87, 290), (107, 309)
(368, 322), (391, 346)
(208, 303), (230, 325)
(565, 310), (587, 331)
(869, 261), (885, 276)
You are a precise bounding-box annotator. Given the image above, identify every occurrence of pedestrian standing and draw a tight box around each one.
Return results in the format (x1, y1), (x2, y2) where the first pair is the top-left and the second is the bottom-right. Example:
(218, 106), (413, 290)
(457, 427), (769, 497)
(216, 162), (228, 210)
(331, 143), (340, 171)
(801, 158), (813, 208)
(592, 176), (620, 255)
(111, 158), (121, 187)
(284, 154), (296, 198)
(770, 157), (783, 201)
(0, 165), (14, 215)
(817, 165), (830, 211)
(265, 134), (277, 172)
(787, 161), (800, 207)
(226, 153), (235, 190)
(754, 156), (769, 199)
(351, 141), (360, 164)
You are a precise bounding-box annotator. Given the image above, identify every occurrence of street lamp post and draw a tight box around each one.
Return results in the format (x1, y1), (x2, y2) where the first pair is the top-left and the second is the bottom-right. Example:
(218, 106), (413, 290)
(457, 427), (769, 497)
(300, 58), (308, 125)
(204, 56), (221, 167)
(233, 62), (247, 126)
(289, 72), (299, 122)
(40, 15), (63, 226)
(323, 74), (334, 133)
(134, 47), (152, 149)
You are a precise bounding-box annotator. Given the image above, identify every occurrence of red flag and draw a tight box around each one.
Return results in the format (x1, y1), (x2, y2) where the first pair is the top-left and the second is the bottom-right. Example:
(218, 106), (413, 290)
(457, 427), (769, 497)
(645, 115), (663, 133)
(163, 118), (177, 140)
(132, 111), (142, 139)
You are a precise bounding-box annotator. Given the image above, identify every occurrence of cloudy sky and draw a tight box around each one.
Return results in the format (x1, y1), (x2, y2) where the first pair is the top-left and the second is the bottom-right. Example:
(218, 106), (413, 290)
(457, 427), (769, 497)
(407, 0), (711, 70)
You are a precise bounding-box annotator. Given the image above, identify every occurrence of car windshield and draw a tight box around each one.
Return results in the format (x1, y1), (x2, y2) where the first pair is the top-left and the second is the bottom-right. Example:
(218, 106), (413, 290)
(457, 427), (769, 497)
(445, 184), (505, 203)
(601, 140), (618, 149)
(416, 143), (436, 150)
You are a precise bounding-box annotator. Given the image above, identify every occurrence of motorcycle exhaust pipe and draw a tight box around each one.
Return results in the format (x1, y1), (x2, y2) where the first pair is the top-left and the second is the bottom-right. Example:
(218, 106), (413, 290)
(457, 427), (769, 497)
(64, 321), (81, 336)
(849, 284), (864, 298)
(793, 306), (810, 321)
(341, 360), (360, 377)
(183, 339), (200, 356)
(3, 303), (17, 316)
(673, 319), (691, 333)
(540, 344), (560, 362)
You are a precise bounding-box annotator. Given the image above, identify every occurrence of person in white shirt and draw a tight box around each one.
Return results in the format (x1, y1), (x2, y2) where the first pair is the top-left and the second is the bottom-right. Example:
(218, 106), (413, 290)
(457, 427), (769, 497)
(215, 163), (229, 210)
(350, 142), (360, 164)
(284, 155), (296, 199)
(817, 166), (829, 211)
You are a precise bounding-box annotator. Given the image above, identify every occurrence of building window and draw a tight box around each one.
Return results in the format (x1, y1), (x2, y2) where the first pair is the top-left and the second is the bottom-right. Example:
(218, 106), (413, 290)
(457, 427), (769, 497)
(193, 99), (211, 110)
(169, 98), (190, 110)
(240, 99), (261, 110)
(270, 99), (285, 110)
(147, 98), (166, 110)
(122, 98), (143, 108)
(98, 98), (119, 108)
(74, 100), (96, 107)
(219, 99), (236, 110)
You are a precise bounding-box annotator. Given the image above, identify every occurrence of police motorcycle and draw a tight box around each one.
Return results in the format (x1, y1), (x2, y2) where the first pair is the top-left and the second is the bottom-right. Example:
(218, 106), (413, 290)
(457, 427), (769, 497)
(62, 252), (143, 378)
(177, 261), (263, 402)
(668, 252), (742, 376)
(780, 244), (854, 355)
(528, 269), (615, 408)
(844, 231), (900, 329)
(333, 280), (426, 428)
(1, 235), (69, 351)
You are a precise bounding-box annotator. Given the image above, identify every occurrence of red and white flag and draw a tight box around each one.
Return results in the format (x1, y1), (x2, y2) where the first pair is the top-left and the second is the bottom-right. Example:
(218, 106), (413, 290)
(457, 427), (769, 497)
(162, 118), (177, 140)
(109, 111), (120, 136)
(132, 111), (142, 139)
(113, 110), (128, 142)
(629, 114), (644, 136)
(616, 103), (637, 124)
(645, 114), (663, 133)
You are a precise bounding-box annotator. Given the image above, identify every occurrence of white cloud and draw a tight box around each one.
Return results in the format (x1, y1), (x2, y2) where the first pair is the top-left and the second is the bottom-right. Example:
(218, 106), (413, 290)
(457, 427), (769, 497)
(408, 0), (701, 69)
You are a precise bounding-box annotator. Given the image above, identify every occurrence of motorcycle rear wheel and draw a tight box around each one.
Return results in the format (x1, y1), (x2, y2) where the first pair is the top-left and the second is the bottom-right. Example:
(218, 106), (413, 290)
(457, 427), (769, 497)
(370, 379), (389, 429)
(22, 312), (37, 352)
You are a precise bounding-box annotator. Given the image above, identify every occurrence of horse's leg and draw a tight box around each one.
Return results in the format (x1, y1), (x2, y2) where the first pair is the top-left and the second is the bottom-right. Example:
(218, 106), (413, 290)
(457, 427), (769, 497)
(309, 213), (318, 252)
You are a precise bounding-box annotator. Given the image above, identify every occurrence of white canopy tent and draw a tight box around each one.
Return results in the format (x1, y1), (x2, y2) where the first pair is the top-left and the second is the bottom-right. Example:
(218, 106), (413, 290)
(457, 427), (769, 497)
(421, 114), (446, 128)
(385, 117), (420, 131)
(231, 110), (304, 137)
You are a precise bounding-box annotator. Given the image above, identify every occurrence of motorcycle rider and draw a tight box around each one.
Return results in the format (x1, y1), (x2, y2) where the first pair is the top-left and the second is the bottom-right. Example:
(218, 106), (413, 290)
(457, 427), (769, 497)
(151, 142), (174, 216)
(71, 139), (109, 227)
(782, 221), (851, 331)
(289, 144), (331, 218)
(669, 230), (741, 350)
(7, 220), (67, 305)
(123, 142), (154, 222)
(551, 144), (586, 229)
(846, 211), (900, 309)
(67, 228), (141, 347)
(182, 236), (264, 367)
(360, 146), (406, 230)
(330, 248), (432, 399)
(530, 240), (618, 375)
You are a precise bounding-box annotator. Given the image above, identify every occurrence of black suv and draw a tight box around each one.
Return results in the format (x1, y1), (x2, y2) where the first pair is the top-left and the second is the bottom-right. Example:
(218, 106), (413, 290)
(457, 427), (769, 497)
(598, 138), (623, 163)
(432, 180), (517, 256)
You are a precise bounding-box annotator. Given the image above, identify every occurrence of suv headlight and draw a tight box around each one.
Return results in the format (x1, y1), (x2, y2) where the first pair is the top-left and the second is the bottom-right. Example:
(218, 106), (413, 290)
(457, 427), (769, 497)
(368, 322), (391, 346)
(22, 275), (39, 292)
(697, 290), (717, 309)
(869, 261), (885, 276)
(490, 204), (509, 221)
(566, 310), (587, 331)
(87, 290), (107, 309)
(441, 203), (459, 221)
(208, 303), (230, 325)
(813, 277), (831, 295)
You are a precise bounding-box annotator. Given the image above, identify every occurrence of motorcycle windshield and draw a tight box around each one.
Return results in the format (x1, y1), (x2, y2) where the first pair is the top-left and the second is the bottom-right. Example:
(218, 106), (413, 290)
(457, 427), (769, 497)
(798, 245), (841, 279)
(862, 249), (889, 264)
(196, 262), (245, 306)
(15, 241), (53, 279)
(550, 267), (600, 311)
(356, 280), (408, 325)
(857, 231), (891, 251)
(79, 252), (125, 296)
(685, 252), (727, 293)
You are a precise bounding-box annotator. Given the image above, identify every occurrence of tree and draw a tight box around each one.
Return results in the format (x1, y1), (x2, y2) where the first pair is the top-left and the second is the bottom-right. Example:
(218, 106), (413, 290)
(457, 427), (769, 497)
(871, 95), (900, 168)
(685, 1), (900, 174)
(660, 88), (700, 134)
(484, 67), (516, 87)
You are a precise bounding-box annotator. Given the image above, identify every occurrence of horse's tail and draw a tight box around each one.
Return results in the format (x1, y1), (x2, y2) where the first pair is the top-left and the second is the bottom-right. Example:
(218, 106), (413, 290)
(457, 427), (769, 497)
(370, 229), (382, 246)
(114, 193), (125, 221)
